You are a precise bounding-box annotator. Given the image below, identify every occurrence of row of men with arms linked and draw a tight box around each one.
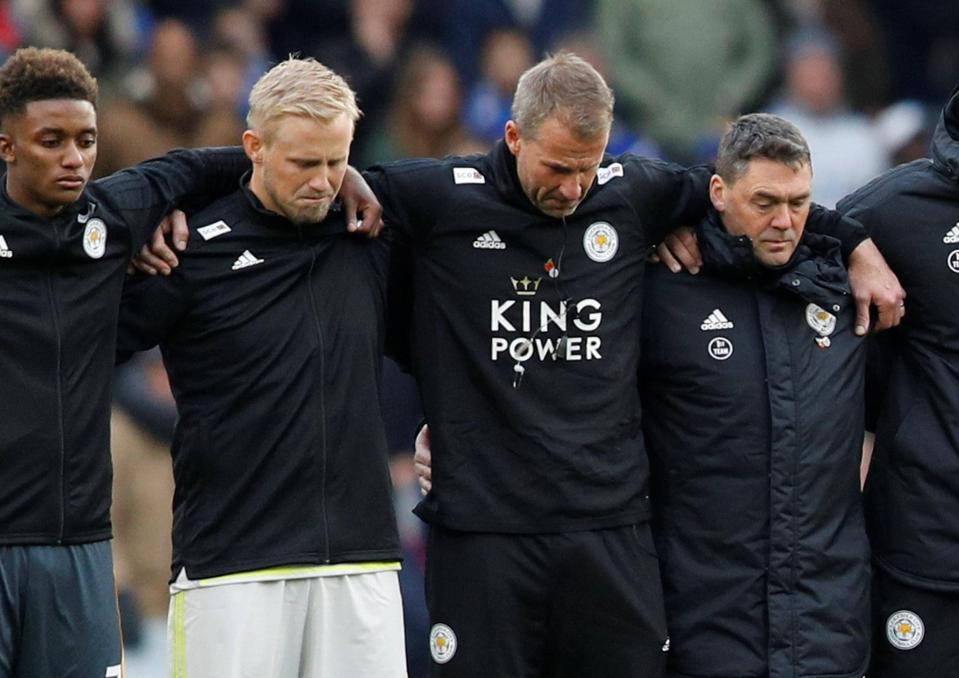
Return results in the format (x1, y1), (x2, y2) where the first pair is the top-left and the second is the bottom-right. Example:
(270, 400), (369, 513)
(0, 43), (953, 678)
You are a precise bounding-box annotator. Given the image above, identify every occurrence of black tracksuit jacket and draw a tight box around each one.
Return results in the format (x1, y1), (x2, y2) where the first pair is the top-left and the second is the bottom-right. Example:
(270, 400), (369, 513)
(838, 85), (959, 592)
(643, 212), (869, 678)
(368, 141), (867, 534)
(0, 148), (246, 546)
(116, 183), (400, 580)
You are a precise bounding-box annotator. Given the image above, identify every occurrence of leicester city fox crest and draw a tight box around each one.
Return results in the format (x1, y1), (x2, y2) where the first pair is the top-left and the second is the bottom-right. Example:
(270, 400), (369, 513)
(82, 218), (107, 259)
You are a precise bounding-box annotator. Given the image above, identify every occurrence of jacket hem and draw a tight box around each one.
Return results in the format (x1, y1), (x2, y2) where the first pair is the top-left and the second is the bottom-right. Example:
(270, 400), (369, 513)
(412, 507), (651, 534)
(0, 529), (112, 545)
(175, 547), (404, 582)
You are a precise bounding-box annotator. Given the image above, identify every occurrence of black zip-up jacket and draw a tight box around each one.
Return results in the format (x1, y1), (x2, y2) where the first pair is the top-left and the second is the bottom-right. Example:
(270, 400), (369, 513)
(116, 182), (400, 580)
(837, 84), (959, 591)
(368, 141), (868, 534)
(0, 147), (247, 546)
(643, 212), (869, 678)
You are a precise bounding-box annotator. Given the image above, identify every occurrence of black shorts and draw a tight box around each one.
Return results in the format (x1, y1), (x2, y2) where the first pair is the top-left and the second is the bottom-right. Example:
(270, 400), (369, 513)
(0, 540), (121, 678)
(869, 566), (959, 677)
(424, 523), (668, 678)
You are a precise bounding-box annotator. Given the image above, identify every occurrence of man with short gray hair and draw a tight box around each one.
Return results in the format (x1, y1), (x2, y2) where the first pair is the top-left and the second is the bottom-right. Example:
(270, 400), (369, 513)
(642, 113), (870, 677)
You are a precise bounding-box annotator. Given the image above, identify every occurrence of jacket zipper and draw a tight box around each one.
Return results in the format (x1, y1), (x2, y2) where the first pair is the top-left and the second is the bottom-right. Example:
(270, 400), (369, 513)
(303, 232), (331, 563)
(47, 220), (66, 543)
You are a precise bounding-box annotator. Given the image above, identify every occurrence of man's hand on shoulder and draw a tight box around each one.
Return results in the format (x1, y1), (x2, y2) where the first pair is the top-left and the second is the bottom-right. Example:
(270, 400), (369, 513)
(652, 226), (702, 274)
(341, 166), (384, 238)
(847, 237), (906, 335)
(128, 209), (190, 276)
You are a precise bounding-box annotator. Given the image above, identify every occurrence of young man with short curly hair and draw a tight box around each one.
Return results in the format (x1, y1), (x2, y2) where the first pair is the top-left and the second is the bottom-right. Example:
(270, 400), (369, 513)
(0, 47), (251, 677)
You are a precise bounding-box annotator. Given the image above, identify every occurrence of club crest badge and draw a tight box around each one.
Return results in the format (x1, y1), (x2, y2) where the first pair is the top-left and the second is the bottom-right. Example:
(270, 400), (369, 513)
(886, 610), (924, 650)
(82, 218), (107, 259)
(583, 221), (618, 263)
(429, 623), (457, 664)
(805, 303), (836, 337)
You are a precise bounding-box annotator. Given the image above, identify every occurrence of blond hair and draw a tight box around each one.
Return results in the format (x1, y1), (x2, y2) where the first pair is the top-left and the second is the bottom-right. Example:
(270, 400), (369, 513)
(247, 57), (360, 139)
(511, 52), (613, 140)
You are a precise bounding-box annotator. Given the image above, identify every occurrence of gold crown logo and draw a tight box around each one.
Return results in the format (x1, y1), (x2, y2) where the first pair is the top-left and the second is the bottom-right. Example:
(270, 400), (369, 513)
(510, 276), (541, 296)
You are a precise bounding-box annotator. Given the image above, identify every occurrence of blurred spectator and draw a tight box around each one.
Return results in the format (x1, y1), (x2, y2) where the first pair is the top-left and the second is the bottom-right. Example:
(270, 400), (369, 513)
(139, 0), (230, 37)
(193, 44), (249, 149)
(312, 0), (417, 163)
(94, 18), (242, 178)
(870, 0), (959, 107)
(463, 27), (534, 143)
(0, 1), (20, 60)
(362, 43), (485, 165)
(208, 5), (272, 120)
(780, 0), (891, 114)
(769, 28), (889, 207)
(873, 99), (936, 166)
(597, 0), (777, 163)
(12, 0), (141, 92)
(443, 0), (588, 88)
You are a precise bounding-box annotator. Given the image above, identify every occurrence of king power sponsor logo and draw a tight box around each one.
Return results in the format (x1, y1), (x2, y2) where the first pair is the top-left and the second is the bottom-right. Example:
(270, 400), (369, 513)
(489, 298), (604, 362)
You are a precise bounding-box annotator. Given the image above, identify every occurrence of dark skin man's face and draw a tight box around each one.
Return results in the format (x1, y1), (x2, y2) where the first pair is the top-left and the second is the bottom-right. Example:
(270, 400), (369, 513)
(0, 98), (97, 217)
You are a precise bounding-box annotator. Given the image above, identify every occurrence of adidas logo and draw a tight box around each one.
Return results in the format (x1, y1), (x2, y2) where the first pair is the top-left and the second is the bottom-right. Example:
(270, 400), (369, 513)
(0, 235), (12, 258)
(473, 230), (506, 250)
(701, 308), (734, 330)
(231, 249), (264, 270)
(944, 223), (959, 244)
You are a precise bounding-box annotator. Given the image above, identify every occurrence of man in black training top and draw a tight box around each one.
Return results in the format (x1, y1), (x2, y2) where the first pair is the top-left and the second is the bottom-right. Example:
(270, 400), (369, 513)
(0, 47), (249, 678)
(839, 82), (959, 676)
(368, 53), (900, 677)
(116, 58), (406, 678)
(0, 47), (379, 678)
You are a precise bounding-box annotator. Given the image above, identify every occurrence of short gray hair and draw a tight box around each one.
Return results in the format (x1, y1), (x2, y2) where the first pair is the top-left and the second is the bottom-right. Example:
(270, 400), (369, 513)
(715, 113), (811, 182)
(511, 52), (613, 140)
(247, 56), (361, 139)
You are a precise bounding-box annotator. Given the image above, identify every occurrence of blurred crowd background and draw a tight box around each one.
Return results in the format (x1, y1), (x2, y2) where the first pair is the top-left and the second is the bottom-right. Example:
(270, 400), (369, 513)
(4, 0), (955, 675)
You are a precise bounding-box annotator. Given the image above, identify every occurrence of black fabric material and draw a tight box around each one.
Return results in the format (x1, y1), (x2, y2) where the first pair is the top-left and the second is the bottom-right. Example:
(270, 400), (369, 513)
(425, 524), (668, 678)
(367, 144), (716, 534)
(642, 210), (869, 678)
(838, 84), (959, 592)
(0, 147), (248, 546)
(368, 143), (867, 536)
(116, 182), (400, 580)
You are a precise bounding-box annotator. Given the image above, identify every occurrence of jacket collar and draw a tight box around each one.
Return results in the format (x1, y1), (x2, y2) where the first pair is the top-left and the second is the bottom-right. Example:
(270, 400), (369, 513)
(932, 84), (959, 183)
(490, 140), (537, 212)
(698, 208), (852, 310)
(0, 179), (89, 224)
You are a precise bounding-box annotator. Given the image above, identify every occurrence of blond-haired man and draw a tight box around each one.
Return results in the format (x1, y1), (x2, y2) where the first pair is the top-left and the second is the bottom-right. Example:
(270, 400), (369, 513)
(117, 57), (405, 678)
